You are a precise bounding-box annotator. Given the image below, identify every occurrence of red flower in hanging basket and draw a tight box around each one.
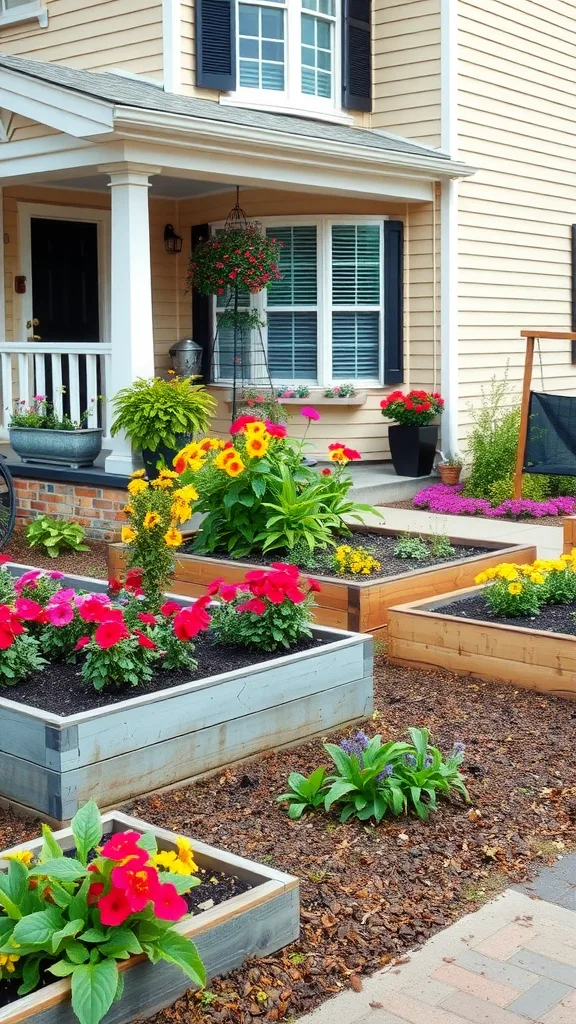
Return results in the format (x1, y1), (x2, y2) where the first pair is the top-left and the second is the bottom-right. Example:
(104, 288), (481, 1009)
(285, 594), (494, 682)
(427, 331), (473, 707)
(187, 223), (282, 296)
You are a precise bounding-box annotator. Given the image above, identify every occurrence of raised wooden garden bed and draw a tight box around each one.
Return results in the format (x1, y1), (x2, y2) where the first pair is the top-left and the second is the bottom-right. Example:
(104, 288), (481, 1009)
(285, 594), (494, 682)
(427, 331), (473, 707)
(0, 566), (372, 824)
(109, 533), (537, 639)
(564, 515), (576, 553)
(0, 809), (299, 1024)
(387, 585), (576, 698)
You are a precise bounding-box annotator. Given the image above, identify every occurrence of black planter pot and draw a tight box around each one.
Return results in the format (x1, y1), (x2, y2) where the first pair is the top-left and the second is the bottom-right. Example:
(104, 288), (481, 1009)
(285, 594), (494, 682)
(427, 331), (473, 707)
(388, 424), (439, 477)
(142, 436), (189, 479)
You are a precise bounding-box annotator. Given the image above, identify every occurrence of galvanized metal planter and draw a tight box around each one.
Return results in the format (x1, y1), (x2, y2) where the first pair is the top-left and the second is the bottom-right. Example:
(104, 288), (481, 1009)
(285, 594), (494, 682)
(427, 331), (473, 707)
(0, 566), (373, 824)
(0, 810), (300, 1024)
(9, 427), (103, 468)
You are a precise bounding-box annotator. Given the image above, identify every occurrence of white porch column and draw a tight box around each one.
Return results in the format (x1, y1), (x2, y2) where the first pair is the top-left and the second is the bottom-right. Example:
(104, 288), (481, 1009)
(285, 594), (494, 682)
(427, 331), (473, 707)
(100, 163), (161, 475)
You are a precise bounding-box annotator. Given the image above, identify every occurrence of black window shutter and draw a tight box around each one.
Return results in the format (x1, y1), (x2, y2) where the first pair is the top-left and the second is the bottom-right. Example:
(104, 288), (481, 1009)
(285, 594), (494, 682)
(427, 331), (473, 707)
(383, 221), (404, 385)
(196, 0), (237, 91)
(191, 224), (213, 382)
(342, 0), (372, 112)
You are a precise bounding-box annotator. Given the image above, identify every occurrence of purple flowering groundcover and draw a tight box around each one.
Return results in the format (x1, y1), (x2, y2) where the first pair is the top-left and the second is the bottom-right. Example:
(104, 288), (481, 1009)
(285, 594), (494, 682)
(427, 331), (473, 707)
(413, 483), (576, 519)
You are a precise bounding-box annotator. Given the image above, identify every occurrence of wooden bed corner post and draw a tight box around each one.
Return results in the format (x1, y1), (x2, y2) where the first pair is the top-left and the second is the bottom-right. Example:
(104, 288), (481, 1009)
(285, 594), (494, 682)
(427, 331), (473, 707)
(513, 334), (535, 499)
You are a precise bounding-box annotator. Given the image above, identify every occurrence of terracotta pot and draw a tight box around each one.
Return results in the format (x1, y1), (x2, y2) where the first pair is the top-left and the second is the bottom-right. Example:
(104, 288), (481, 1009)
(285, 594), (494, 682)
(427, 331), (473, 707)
(438, 464), (462, 485)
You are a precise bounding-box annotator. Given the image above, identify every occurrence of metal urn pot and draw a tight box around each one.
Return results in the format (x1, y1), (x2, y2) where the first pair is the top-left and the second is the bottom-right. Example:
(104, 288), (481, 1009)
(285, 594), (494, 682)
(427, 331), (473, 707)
(169, 339), (203, 377)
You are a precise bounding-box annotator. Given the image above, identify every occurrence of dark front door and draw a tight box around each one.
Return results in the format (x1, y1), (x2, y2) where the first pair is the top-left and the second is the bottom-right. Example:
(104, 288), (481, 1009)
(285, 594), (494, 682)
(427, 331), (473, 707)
(31, 218), (100, 343)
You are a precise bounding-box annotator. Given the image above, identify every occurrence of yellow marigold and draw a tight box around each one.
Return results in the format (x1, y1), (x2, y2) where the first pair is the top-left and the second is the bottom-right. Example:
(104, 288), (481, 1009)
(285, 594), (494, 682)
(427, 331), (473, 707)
(551, 559), (567, 571)
(200, 437), (224, 451)
(4, 850), (33, 867)
(508, 582), (523, 595)
(152, 850), (177, 871)
(225, 456), (245, 478)
(329, 449), (349, 464)
(171, 500), (192, 525)
(244, 420), (267, 437)
(475, 571), (488, 585)
(143, 511), (161, 530)
(127, 478), (148, 496)
(130, 469), (146, 479)
(173, 484), (199, 503)
(245, 435), (269, 459)
(121, 526), (137, 544)
(171, 836), (199, 875)
(530, 572), (546, 585)
(159, 468), (179, 479)
(164, 527), (183, 548)
(124, 504), (135, 517)
(151, 476), (175, 490)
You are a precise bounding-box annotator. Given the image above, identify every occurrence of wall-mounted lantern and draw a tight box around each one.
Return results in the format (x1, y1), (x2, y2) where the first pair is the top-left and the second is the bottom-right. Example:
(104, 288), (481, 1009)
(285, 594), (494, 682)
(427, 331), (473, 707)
(164, 224), (183, 254)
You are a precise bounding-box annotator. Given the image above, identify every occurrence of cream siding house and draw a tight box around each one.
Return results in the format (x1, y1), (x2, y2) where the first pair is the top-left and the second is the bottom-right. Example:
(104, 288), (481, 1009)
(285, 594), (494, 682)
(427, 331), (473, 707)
(1, 0), (569, 475)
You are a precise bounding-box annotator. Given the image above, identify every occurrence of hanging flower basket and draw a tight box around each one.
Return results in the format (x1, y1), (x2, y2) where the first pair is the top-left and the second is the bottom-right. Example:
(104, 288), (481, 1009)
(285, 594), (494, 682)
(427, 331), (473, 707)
(187, 224), (282, 296)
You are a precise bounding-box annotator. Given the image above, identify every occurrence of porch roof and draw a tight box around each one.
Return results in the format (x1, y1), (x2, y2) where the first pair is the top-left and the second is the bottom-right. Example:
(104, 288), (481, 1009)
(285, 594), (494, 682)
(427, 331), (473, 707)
(0, 52), (472, 178)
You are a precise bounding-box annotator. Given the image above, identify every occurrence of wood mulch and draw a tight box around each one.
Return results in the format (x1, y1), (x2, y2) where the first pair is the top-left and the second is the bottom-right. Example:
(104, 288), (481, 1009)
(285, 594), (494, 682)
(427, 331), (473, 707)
(4, 530), (109, 579)
(1, 655), (575, 1022)
(380, 498), (564, 527)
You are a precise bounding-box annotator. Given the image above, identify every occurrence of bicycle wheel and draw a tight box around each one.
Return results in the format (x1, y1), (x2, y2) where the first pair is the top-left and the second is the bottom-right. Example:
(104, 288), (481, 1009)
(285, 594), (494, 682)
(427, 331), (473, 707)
(0, 459), (17, 550)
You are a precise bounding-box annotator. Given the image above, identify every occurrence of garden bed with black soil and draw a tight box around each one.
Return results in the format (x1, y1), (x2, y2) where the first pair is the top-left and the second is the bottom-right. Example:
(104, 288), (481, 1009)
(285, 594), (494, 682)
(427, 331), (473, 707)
(182, 531), (488, 581)
(1, 656), (575, 1022)
(0, 633), (327, 716)
(437, 593), (576, 633)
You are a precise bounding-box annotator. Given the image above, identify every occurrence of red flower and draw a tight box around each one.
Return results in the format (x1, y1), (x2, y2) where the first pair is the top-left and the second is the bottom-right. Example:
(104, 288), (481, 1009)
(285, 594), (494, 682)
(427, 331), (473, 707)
(160, 600), (181, 617)
(173, 455), (187, 474)
(14, 598), (43, 621)
(74, 636), (91, 651)
(138, 612), (157, 625)
(78, 597), (112, 623)
(236, 597), (267, 615)
(220, 582), (239, 602)
(125, 569), (144, 591)
(270, 563), (300, 578)
(414, 404), (425, 414)
(230, 415), (257, 434)
(173, 597), (212, 640)
(153, 883), (188, 922)
(308, 578), (321, 593)
(94, 619), (129, 650)
(264, 421), (287, 438)
(321, 468), (331, 476)
(342, 447), (361, 461)
(108, 578), (122, 595)
(328, 442), (345, 451)
(111, 863), (161, 913)
(223, 440), (233, 450)
(100, 831), (147, 862)
(0, 556), (11, 566)
(134, 629), (156, 650)
(98, 887), (132, 926)
(206, 577), (223, 597)
(87, 882), (104, 906)
(405, 400), (414, 411)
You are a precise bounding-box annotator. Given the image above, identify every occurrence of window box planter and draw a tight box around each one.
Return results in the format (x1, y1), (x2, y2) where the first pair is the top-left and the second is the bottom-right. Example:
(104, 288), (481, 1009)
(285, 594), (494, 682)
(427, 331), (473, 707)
(108, 533), (536, 640)
(0, 809), (299, 1024)
(220, 389), (368, 407)
(9, 427), (103, 469)
(0, 566), (372, 824)
(387, 586), (576, 699)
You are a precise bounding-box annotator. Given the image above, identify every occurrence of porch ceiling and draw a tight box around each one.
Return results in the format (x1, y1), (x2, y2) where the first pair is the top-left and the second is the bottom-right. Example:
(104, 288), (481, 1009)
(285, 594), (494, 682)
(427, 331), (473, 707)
(40, 174), (234, 199)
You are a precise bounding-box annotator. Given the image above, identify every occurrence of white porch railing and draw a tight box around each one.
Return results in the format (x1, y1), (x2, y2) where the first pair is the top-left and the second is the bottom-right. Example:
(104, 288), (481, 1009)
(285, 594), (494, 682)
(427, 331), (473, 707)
(0, 343), (112, 439)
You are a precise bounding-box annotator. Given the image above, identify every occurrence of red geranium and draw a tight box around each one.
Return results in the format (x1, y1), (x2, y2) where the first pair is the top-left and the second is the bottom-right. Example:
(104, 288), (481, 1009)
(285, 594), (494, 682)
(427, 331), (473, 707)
(380, 390), (444, 426)
(108, 578), (122, 596)
(125, 568), (144, 591)
(138, 612), (157, 625)
(134, 629), (156, 650)
(94, 619), (129, 650)
(173, 596), (212, 640)
(160, 600), (181, 617)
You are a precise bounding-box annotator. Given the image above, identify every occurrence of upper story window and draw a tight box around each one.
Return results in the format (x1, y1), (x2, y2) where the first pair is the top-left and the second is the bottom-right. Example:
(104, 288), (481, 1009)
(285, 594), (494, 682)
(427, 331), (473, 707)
(195, 0), (372, 117)
(0, 0), (48, 26)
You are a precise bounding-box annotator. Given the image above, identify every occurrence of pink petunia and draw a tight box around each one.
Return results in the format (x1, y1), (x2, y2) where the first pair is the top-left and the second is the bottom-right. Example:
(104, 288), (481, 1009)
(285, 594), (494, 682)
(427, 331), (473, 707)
(46, 603), (74, 627)
(14, 597), (44, 621)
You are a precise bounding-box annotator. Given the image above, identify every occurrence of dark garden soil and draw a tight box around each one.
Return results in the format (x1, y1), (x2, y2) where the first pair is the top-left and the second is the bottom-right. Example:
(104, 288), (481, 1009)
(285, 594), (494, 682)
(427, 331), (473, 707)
(439, 593), (576, 634)
(381, 498), (563, 527)
(4, 531), (109, 578)
(2, 632), (328, 716)
(183, 531), (489, 581)
(1, 656), (576, 1022)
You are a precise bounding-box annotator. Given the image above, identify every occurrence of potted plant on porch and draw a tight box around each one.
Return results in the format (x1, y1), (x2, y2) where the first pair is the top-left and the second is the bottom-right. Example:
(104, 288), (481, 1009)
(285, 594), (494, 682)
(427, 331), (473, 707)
(380, 390), (445, 476)
(9, 396), (103, 469)
(437, 451), (463, 485)
(110, 376), (216, 479)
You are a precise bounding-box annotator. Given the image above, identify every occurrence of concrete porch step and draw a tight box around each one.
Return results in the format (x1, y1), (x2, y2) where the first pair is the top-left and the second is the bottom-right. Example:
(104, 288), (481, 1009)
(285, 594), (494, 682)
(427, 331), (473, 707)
(334, 461), (437, 504)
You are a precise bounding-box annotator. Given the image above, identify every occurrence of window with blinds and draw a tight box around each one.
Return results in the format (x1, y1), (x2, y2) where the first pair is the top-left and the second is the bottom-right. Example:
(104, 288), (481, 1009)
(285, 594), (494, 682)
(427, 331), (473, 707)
(331, 223), (381, 379)
(265, 226), (318, 381)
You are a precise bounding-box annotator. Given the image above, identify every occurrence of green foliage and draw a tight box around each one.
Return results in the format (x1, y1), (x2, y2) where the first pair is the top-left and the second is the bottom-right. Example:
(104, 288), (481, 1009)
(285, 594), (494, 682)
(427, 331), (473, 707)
(276, 768), (327, 819)
(488, 474), (549, 506)
(40, 615), (87, 664)
(110, 376), (216, 451)
(0, 634), (45, 686)
(547, 475), (576, 498)
(484, 575), (545, 618)
(464, 372), (521, 498)
(26, 516), (89, 558)
(151, 621), (198, 672)
(0, 568), (15, 606)
(393, 535), (430, 560)
(278, 729), (470, 825)
(543, 565), (576, 605)
(10, 397), (78, 431)
(210, 592), (313, 653)
(260, 465), (341, 553)
(81, 637), (157, 691)
(0, 801), (205, 1024)
(428, 533), (456, 559)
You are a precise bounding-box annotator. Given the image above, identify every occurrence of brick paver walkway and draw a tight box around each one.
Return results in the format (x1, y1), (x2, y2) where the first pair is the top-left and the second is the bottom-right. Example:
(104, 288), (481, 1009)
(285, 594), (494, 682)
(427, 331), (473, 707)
(297, 859), (576, 1024)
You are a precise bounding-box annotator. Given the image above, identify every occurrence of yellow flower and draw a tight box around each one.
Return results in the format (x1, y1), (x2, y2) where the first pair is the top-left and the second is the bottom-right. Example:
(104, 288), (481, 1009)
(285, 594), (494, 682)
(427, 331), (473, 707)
(159, 468), (179, 479)
(224, 456), (245, 477)
(121, 526), (137, 544)
(530, 572), (546, 585)
(151, 476), (175, 489)
(127, 478), (148, 496)
(171, 500), (192, 525)
(329, 449), (349, 464)
(508, 582), (522, 595)
(123, 504), (135, 517)
(171, 836), (199, 875)
(173, 484), (199, 503)
(164, 527), (183, 548)
(245, 435), (269, 459)
(130, 469), (146, 479)
(244, 420), (267, 437)
(153, 850), (178, 871)
(4, 850), (33, 867)
(475, 571), (487, 584)
(143, 511), (161, 530)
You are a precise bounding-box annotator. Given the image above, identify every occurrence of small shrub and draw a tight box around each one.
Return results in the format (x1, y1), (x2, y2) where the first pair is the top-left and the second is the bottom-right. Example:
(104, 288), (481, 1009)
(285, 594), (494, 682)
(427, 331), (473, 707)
(538, 557), (576, 605)
(393, 535), (430, 560)
(548, 475), (576, 498)
(464, 370), (521, 499)
(209, 565), (319, 652)
(80, 631), (157, 691)
(428, 533), (456, 559)
(0, 632), (45, 685)
(333, 544), (381, 575)
(488, 475), (549, 506)
(26, 516), (89, 558)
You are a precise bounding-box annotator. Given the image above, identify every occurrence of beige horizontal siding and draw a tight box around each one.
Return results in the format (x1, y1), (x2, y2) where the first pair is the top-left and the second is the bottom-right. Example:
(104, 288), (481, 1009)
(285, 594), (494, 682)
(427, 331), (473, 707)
(372, 0), (441, 146)
(457, 0), (576, 439)
(0, 0), (163, 78)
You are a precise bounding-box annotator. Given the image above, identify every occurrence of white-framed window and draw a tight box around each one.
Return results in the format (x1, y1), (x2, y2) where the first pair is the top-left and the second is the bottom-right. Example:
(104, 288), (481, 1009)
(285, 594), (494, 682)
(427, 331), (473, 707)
(0, 0), (47, 25)
(233, 0), (340, 114)
(212, 216), (386, 387)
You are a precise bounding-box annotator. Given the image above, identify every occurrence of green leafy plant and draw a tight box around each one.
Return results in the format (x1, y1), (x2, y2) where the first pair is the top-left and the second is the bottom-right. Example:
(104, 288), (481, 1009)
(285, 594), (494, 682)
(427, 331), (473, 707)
(26, 516), (89, 558)
(9, 395), (99, 431)
(0, 634), (45, 686)
(260, 465), (341, 553)
(542, 562), (576, 605)
(428, 533), (456, 559)
(0, 566), (15, 606)
(81, 634), (157, 691)
(276, 768), (327, 819)
(209, 565), (317, 653)
(464, 370), (522, 499)
(187, 224), (282, 296)
(393, 535), (430, 561)
(110, 377), (216, 452)
(0, 801), (205, 1024)
(487, 474), (549, 506)
(323, 383), (357, 399)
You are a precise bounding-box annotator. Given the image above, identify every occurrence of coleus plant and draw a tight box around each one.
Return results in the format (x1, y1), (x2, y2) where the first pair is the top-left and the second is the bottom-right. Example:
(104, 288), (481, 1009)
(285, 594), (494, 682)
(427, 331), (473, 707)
(0, 801), (205, 1024)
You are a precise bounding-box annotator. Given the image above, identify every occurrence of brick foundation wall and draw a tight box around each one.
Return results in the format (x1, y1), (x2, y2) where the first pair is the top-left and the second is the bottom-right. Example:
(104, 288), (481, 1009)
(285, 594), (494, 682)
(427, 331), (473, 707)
(14, 479), (127, 542)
